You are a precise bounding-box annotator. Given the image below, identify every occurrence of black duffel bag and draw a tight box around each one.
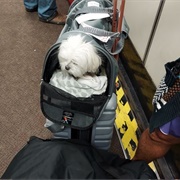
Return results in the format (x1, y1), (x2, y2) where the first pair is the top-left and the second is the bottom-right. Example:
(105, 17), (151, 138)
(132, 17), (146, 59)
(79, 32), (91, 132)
(1, 136), (157, 179)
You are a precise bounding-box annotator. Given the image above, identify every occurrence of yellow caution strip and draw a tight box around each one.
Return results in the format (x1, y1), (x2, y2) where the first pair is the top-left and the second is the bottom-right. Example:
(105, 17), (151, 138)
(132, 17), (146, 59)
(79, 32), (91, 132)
(115, 78), (159, 176)
(115, 78), (138, 159)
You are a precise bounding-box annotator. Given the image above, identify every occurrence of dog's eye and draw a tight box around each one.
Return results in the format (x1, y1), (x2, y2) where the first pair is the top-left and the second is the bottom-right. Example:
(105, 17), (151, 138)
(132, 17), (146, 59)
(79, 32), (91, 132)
(71, 60), (78, 65)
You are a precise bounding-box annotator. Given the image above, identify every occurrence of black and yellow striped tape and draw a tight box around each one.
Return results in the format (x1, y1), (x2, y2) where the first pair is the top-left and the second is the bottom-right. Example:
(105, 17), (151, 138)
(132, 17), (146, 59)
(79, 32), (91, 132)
(115, 78), (138, 159)
(115, 78), (158, 175)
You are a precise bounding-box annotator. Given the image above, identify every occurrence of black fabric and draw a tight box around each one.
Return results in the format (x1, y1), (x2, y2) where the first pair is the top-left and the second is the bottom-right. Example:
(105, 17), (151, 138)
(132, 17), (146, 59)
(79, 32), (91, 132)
(41, 81), (108, 130)
(165, 57), (180, 87)
(1, 136), (157, 179)
(42, 44), (60, 83)
(150, 92), (180, 133)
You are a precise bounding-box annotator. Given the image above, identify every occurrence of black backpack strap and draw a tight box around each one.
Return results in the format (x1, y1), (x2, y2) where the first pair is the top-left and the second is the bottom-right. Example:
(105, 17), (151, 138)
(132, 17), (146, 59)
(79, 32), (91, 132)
(150, 92), (180, 133)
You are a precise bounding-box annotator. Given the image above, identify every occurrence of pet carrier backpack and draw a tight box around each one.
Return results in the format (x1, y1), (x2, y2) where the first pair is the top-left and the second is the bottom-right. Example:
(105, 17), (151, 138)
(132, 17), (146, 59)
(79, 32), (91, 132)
(40, 0), (129, 150)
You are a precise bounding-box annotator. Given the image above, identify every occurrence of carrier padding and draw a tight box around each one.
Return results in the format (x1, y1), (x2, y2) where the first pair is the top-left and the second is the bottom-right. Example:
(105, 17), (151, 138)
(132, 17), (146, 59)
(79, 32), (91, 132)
(91, 93), (117, 150)
(53, 93), (116, 150)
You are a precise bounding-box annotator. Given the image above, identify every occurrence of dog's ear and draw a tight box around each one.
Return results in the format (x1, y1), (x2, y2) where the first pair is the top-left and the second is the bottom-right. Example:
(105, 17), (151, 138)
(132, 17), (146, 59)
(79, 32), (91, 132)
(90, 52), (102, 73)
(85, 44), (102, 73)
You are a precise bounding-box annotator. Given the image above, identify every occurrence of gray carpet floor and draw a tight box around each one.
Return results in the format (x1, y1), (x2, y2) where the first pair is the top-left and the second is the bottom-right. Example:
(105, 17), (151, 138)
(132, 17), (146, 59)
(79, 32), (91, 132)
(0, 0), (69, 176)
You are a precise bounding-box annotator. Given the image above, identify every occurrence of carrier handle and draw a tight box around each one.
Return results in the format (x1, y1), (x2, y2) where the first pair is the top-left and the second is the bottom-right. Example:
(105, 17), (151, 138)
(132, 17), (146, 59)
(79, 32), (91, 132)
(66, 6), (114, 25)
(104, 32), (126, 55)
(78, 24), (120, 42)
(78, 18), (129, 55)
(74, 6), (114, 17)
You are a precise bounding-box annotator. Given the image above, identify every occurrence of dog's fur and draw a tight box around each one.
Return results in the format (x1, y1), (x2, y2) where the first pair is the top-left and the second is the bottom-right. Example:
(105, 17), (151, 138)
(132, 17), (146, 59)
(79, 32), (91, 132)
(58, 35), (102, 78)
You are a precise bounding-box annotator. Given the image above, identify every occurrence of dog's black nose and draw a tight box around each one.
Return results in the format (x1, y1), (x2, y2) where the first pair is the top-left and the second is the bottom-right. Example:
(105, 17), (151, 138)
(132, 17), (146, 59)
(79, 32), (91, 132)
(65, 66), (70, 70)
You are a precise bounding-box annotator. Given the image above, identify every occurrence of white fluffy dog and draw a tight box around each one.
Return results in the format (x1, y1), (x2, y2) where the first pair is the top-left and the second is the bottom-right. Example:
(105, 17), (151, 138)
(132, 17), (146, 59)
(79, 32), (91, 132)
(58, 35), (102, 78)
